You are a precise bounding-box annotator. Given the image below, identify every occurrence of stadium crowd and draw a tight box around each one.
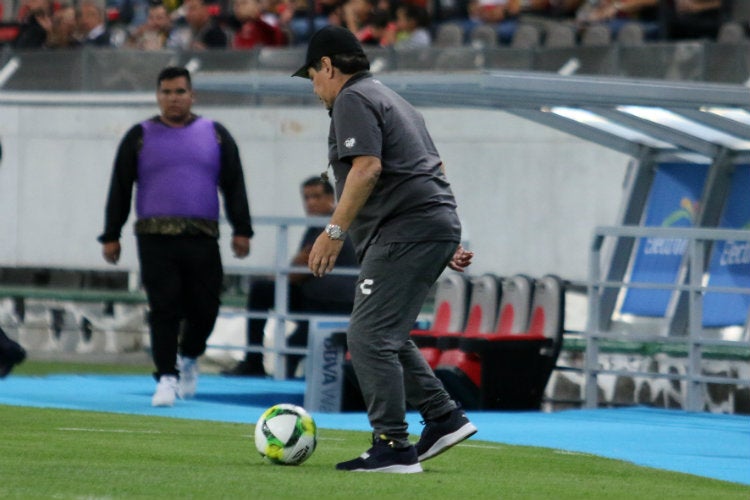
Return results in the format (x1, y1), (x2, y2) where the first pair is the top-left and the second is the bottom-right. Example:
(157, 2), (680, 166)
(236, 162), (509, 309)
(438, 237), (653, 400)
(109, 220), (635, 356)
(1, 0), (743, 50)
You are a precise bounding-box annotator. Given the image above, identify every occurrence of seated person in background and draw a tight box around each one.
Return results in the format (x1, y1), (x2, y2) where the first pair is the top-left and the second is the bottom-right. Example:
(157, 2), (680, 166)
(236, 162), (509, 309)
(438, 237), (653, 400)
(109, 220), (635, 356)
(77, 0), (114, 46)
(469, 0), (520, 44)
(46, 3), (81, 48)
(341, 0), (376, 40)
(664, 0), (728, 40)
(575, 0), (659, 39)
(390, 3), (431, 48)
(230, 0), (287, 48)
(284, 0), (341, 43)
(224, 176), (357, 377)
(127, 2), (173, 49)
(522, 0), (582, 18)
(12, 0), (54, 49)
(475, 0), (520, 25)
(515, 0), (583, 35)
(358, 8), (396, 46)
(168, 0), (228, 49)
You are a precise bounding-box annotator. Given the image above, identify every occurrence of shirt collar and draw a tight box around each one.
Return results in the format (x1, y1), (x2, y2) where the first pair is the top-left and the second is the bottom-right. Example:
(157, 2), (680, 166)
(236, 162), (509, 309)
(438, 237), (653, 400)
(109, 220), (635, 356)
(329, 71), (371, 117)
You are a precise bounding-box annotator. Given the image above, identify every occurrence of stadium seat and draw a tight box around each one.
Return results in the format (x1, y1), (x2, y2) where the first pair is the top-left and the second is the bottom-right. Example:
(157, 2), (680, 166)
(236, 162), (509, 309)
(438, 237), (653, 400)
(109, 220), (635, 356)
(434, 23), (465, 48)
(490, 273), (534, 337)
(581, 24), (612, 46)
(410, 272), (471, 368)
(526, 274), (565, 360)
(717, 21), (746, 44)
(455, 275), (565, 410)
(511, 23), (542, 49)
(617, 22), (645, 46)
(433, 273), (501, 409)
(544, 23), (576, 48)
(470, 24), (498, 48)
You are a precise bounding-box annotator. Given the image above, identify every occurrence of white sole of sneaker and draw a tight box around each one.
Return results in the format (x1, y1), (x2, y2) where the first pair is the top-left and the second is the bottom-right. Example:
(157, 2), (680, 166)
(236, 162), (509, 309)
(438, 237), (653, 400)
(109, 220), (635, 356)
(418, 422), (478, 462)
(349, 464), (423, 473)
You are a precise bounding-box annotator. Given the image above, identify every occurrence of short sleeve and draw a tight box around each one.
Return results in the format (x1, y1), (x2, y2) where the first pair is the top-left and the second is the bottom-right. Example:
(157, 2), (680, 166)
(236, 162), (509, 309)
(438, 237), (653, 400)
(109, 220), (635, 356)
(331, 91), (382, 161)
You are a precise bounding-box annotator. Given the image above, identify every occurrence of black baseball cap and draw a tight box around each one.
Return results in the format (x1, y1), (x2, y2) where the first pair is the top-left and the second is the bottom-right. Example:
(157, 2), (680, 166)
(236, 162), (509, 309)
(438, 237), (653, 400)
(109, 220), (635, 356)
(291, 26), (366, 78)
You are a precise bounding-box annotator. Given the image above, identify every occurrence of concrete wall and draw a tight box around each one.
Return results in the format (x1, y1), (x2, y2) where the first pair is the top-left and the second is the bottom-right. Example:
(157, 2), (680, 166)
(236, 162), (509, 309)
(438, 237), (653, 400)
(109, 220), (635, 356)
(0, 101), (631, 282)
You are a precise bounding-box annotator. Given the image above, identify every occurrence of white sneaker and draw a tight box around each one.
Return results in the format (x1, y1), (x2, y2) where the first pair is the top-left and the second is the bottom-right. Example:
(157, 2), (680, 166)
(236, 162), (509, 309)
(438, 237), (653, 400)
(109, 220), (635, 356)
(178, 355), (199, 399)
(151, 375), (178, 407)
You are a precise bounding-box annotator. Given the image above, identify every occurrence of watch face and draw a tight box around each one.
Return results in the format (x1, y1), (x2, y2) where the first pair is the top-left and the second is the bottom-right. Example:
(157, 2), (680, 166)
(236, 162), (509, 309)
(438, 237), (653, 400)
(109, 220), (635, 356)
(327, 225), (343, 240)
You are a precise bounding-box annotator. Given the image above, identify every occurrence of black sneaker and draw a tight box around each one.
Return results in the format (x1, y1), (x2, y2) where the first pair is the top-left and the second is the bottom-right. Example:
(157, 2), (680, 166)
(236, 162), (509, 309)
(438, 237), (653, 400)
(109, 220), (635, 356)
(416, 407), (477, 462)
(336, 435), (423, 473)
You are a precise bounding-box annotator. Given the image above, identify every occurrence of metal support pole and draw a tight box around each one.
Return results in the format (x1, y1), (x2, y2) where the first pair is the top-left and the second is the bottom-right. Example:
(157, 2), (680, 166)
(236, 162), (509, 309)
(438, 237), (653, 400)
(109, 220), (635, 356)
(584, 233), (605, 408)
(686, 237), (705, 411)
(271, 223), (290, 381)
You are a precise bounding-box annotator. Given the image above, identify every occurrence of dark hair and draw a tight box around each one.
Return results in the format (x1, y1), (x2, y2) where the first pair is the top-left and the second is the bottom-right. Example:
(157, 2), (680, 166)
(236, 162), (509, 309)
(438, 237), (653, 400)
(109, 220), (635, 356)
(399, 4), (430, 28)
(157, 66), (191, 88)
(371, 9), (391, 29)
(302, 175), (334, 195)
(312, 53), (370, 76)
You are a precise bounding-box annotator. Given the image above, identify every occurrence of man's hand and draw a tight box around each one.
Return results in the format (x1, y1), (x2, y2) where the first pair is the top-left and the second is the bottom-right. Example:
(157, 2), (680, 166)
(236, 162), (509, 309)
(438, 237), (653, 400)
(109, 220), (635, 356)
(308, 233), (344, 277)
(448, 244), (474, 272)
(232, 236), (251, 258)
(102, 241), (121, 265)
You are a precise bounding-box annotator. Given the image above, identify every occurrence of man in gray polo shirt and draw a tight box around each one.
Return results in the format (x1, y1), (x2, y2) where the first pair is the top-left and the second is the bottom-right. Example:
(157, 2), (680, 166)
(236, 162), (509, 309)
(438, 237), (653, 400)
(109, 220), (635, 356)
(293, 26), (477, 473)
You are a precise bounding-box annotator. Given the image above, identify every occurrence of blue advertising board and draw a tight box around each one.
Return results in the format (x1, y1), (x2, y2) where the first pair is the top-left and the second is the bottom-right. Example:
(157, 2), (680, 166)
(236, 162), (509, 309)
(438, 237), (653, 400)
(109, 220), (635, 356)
(620, 163), (709, 317)
(703, 164), (750, 327)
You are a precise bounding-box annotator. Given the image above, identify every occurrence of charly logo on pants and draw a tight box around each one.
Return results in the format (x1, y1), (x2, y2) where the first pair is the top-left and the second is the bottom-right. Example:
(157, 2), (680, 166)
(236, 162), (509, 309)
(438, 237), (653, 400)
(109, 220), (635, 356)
(359, 279), (373, 295)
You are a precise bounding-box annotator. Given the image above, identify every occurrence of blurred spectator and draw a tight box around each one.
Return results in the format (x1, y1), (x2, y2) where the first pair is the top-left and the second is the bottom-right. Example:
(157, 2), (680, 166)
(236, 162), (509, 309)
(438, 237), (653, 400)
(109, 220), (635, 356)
(127, 2), (173, 49)
(78, 0), (114, 46)
(46, 3), (81, 48)
(515, 0), (582, 35)
(285, 0), (355, 43)
(285, 0), (344, 43)
(431, 0), (472, 24)
(342, 0), (376, 39)
(664, 0), (729, 40)
(519, 0), (582, 18)
(162, 0), (184, 15)
(358, 8), (396, 45)
(115, 0), (150, 26)
(476, 0), (519, 24)
(169, 0), (228, 49)
(271, 0), (295, 31)
(467, 0), (520, 43)
(391, 3), (431, 47)
(230, 0), (287, 47)
(12, 0), (54, 49)
(576, 0), (660, 39)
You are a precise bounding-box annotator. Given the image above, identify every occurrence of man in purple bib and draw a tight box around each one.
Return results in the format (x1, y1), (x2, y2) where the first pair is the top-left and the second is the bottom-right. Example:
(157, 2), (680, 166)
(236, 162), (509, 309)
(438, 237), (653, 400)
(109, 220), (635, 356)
(98, 66), (253, 407)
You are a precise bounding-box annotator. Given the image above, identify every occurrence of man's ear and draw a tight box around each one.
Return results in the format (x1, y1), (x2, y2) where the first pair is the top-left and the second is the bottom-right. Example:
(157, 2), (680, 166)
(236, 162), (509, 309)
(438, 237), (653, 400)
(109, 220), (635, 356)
(321, 57), (334, 78)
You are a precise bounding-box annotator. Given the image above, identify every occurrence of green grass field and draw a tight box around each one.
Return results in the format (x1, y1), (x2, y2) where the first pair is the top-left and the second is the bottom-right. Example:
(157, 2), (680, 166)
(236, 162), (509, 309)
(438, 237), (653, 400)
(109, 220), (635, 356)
(2, 361), (749, 499)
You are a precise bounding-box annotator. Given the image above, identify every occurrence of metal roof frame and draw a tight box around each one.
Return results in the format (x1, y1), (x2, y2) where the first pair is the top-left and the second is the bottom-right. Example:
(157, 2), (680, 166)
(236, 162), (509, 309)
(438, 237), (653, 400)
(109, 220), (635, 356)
(193, 70), (750, 162)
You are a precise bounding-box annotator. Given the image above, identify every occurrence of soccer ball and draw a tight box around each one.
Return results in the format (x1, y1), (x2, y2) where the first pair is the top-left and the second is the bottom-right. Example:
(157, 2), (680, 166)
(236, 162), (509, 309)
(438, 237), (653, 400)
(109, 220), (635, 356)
(254, 403), (317, 465)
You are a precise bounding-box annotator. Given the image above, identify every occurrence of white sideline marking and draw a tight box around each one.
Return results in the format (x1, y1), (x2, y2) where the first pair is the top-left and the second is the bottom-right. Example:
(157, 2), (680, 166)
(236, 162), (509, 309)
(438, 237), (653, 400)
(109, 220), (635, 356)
(554, 450), (595, 457)
(459, 443), (504, 450)
(58, 427), (162, 434)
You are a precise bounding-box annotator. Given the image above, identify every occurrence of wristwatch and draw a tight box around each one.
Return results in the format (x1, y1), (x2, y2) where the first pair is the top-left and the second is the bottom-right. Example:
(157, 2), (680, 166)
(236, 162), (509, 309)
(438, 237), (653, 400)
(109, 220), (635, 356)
(325, 224), (346, 241)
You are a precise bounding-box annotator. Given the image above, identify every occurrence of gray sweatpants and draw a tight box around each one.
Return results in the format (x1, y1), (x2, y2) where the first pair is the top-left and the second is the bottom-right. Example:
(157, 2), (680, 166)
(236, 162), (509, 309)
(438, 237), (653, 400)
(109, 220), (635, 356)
(347, 240), (460, 447)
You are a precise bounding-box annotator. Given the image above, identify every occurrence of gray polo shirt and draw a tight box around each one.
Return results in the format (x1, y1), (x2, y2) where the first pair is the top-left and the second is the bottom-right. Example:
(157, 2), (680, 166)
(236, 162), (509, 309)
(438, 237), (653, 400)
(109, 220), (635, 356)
(328, 72), (461, 261)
